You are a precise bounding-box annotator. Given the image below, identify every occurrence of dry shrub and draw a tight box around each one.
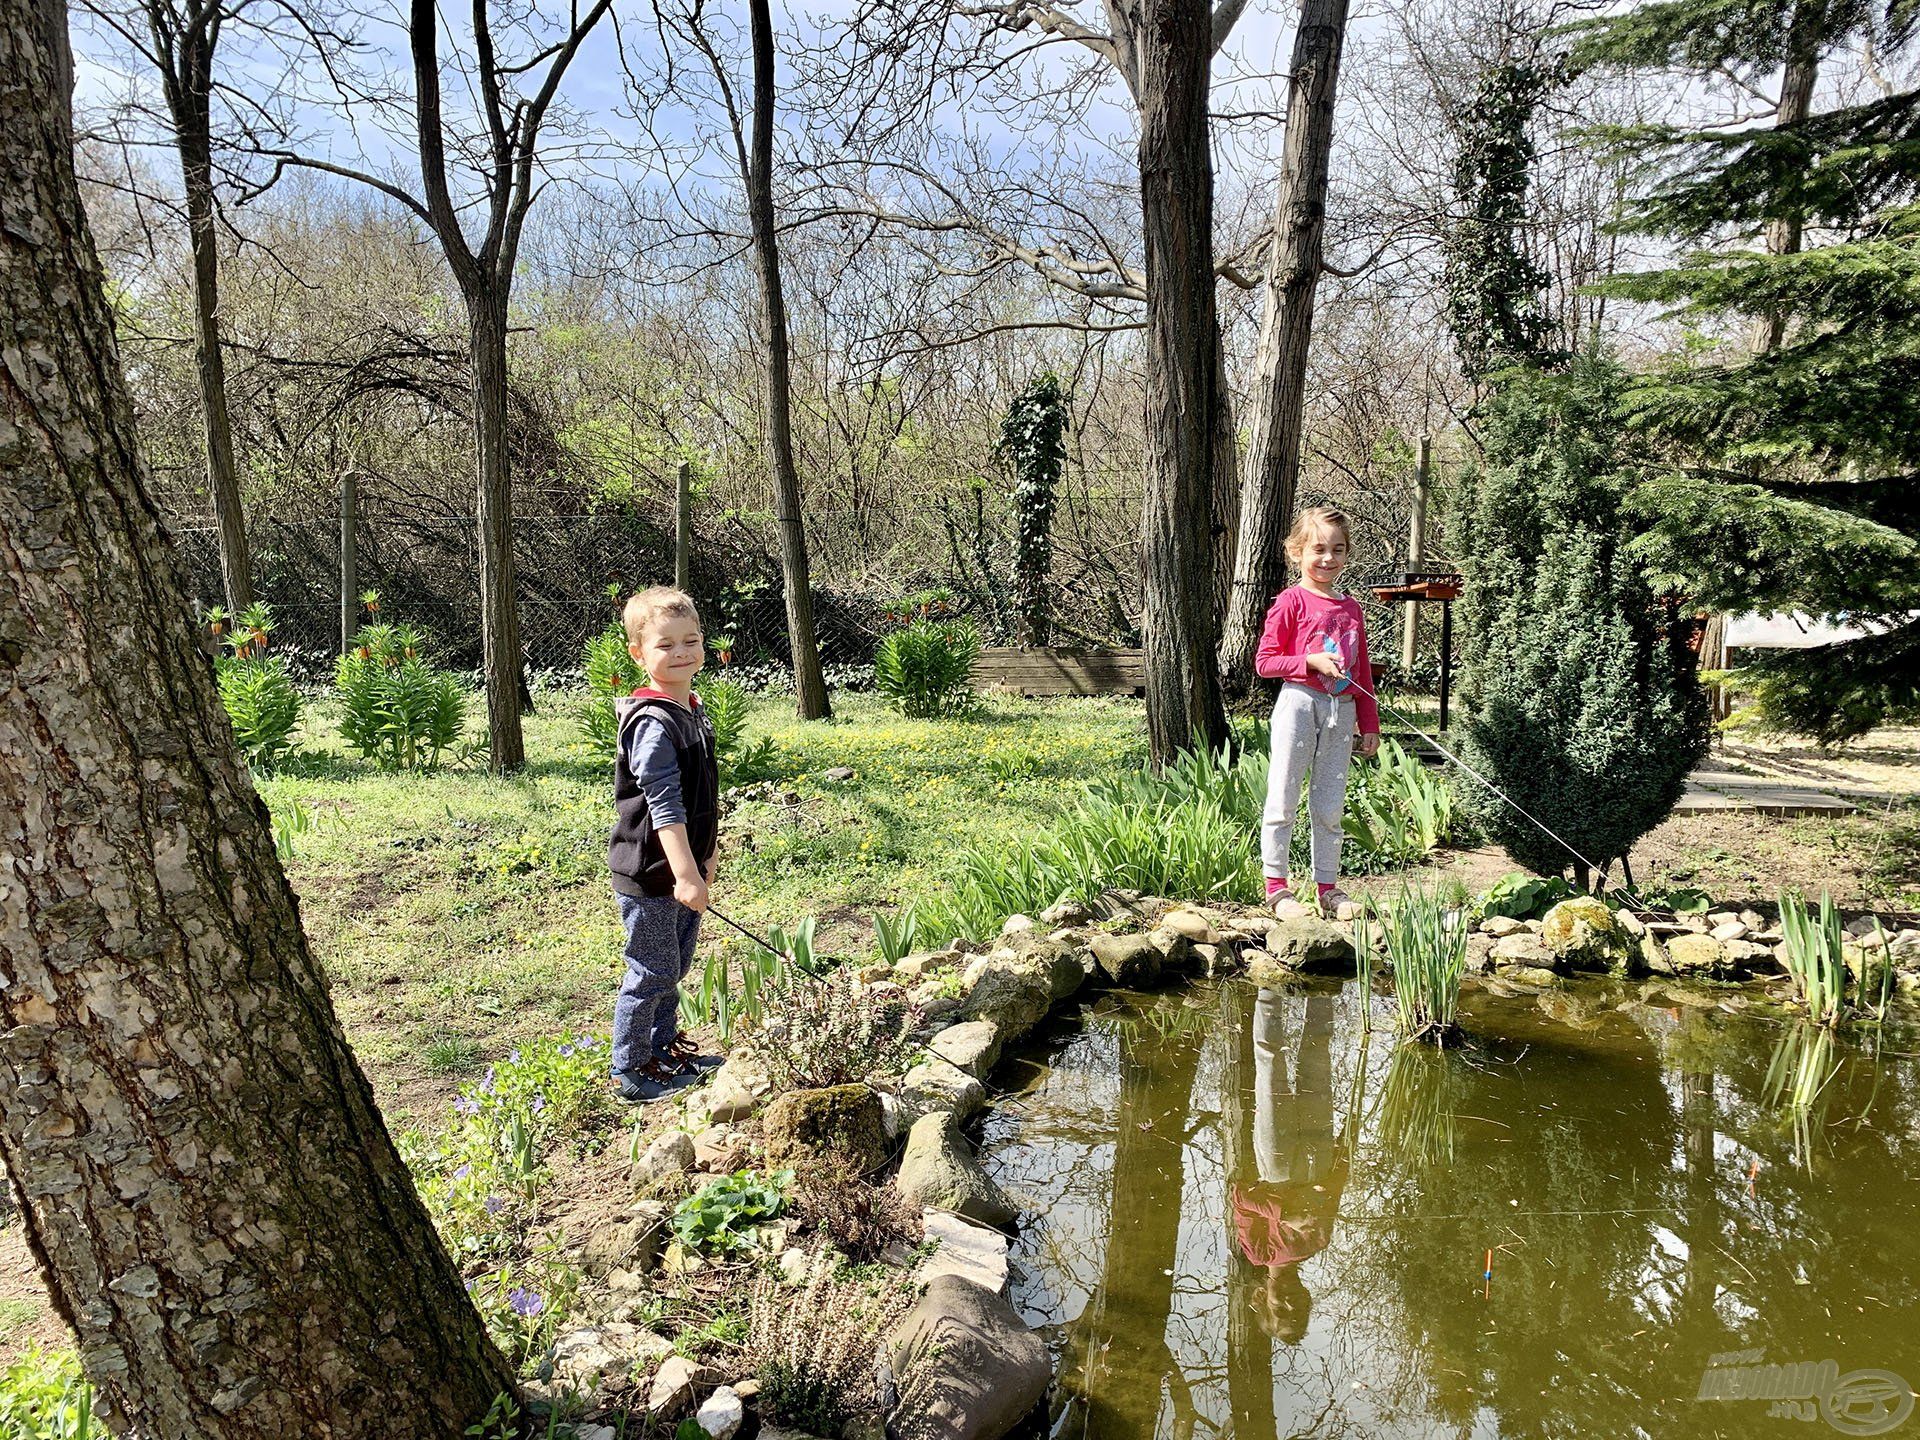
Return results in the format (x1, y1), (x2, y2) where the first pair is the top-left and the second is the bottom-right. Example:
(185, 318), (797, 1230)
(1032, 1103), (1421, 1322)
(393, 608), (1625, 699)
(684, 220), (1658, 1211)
(792, 1156), (924, 1263)
(738, 967), (920, 1091)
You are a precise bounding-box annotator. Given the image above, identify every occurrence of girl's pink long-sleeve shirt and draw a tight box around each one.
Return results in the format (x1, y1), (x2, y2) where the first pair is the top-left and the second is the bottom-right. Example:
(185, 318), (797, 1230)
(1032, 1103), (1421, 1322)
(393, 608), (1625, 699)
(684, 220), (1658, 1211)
(1254, 585), (1379, 733)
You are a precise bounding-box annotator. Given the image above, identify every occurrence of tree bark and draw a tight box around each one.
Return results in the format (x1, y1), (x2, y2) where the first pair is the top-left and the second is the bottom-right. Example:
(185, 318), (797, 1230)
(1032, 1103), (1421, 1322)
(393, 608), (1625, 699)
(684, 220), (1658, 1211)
(157, 5), (253, 612)
(1219, 0), (1349, 691)
(468, 293), (527, 769)
(0, 7), (515, 1432)
(1129, 0), (1230, 764)
(1748, 4), (1819, 354)
(1210, 326), (1240, 632)
(746, 0), (831, 720)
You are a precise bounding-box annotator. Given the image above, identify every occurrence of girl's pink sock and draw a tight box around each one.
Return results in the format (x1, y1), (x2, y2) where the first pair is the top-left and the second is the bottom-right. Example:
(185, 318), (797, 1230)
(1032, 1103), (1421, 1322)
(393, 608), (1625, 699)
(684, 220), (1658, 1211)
(1265, 876), (1289, 899)
(1317, 881), (1338, 898)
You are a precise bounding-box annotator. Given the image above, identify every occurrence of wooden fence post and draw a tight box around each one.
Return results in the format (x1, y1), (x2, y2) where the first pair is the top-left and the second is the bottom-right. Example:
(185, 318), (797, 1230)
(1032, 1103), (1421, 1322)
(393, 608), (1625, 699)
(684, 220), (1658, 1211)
(674, 461), (693, 592)
(1401, 436), (1430, 672)
(339, 470), (358, 655)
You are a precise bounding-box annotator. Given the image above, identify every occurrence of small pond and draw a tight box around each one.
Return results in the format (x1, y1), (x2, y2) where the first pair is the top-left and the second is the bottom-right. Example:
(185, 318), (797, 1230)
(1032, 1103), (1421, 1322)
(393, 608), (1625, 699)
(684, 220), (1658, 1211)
(979, 978), (1920, 1439)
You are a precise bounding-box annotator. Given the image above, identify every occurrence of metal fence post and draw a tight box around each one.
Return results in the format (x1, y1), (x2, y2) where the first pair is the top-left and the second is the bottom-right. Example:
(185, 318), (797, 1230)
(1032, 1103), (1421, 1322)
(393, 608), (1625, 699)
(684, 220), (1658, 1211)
(340, 470), (358, 655)
(675, 461), (693, 592)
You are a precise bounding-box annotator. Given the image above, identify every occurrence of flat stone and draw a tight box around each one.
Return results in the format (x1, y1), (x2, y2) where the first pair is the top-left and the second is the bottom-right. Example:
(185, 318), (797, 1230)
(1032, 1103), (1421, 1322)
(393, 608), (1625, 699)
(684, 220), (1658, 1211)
(1666, 933), (1731, 974)
(1000, 913), (1036, 936)
(631, 1129), (696, 1194)
(1158, 908), (1216, 943)
(929, 1021), (1002, 1079)
(692, 1127), (748, 1172)
(1087, 931), (1162, 986)
(885, 1276), (1048, 1440)
(1263, 918), (1356, 973)
(649, 1355), (723, 1418)
(895, 948), (960, 983)
(1891, 929), (1920, 966)
(696, 1386), (745, 1439)
(1709, 921), (1750, 943)
(919, 1208), (1012, 1295)
(579, 1205), (667, 1277)
(1491, 932), (1555, 967)
(1479, 916), (1525, 937)
(961, 955), (1055, 1040)
(900, 1056), (987, 1125)
(703, 1056), (771, 1123)
(823, 766), (856, 782)
(895, 1113), (1019, 1229)
(553, 1323), (674, 1391)
(1146, 927), (1199, 972)
(1040, 899), (1092, 926)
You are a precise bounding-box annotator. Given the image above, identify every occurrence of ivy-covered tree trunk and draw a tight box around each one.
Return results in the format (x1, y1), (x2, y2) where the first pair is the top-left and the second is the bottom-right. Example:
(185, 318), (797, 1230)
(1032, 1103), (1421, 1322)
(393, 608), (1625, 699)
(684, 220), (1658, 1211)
(0, 6), (515, 1432)
(999, 373), (1069, 646)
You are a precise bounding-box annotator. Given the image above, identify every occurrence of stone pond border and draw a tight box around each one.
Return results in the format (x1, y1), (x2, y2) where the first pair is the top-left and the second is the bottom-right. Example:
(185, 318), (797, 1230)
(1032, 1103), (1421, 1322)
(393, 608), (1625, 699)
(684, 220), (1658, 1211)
(562, 890), (1920, 1440)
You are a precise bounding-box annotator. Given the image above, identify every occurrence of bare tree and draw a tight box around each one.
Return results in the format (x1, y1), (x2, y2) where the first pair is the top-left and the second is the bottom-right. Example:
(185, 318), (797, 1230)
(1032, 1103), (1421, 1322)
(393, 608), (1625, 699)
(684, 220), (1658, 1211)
(1218, 0), (1351, 690)
(0, 1), (513, 1430)
(268, 0), (616, 771)
(74, 0), (287, 611)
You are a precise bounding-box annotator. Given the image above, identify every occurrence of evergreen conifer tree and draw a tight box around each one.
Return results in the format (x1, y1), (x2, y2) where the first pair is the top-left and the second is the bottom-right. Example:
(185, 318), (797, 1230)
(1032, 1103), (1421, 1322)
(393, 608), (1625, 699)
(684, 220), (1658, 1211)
(1574, 0), (1920, 740)
(1453, 357), (1710, 884)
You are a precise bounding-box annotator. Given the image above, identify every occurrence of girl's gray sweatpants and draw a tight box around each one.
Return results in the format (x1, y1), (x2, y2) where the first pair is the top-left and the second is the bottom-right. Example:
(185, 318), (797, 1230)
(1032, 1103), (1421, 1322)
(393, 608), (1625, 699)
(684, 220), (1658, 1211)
(1261, 681), (1356, 886)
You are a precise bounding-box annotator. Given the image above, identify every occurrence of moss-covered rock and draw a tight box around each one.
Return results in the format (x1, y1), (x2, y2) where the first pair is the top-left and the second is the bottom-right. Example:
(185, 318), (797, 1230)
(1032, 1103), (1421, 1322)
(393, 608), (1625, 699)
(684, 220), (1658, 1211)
(760, 1083), (889, 1174)
(1539, 896), (1628, 971)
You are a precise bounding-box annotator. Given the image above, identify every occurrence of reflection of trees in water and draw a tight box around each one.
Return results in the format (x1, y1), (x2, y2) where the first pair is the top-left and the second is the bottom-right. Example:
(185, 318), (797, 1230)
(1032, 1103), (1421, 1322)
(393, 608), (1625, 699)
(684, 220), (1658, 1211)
(991, 984), (1920, 1440)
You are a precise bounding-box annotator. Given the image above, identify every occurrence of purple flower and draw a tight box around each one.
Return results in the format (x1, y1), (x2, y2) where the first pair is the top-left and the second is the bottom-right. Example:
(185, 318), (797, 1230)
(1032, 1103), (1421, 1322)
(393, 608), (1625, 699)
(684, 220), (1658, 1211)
(507, 1048), (521, 1065)
(507, 1287), (544, 1318)
(481, 1067), (496, 1092)
(451, 1163), (472, 1181)
(557, 1044), (574, 1058)
(484, 1194), (506, 1216)
(453, 1095), (480, 1118)
(530, 1094), (546, 1115)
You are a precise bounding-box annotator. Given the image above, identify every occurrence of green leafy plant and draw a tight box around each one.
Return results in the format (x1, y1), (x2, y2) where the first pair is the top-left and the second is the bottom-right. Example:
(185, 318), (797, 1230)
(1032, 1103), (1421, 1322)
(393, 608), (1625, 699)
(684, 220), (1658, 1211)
(997, 372), (1070, 645)
(871, 906), (922, 964)
(214, 634), (302, 770)
(466, 1255), (580, 1376)
(1358, 887), (1468, 1044)
(679, 943), (788, 1044)
(579, 620), (647, 758)
(739, 965), (917, 1091)
(873, 620), (980, 719)
(1343, 740), (1456, 858)
(670, 1170), (790, 1254)
(1474, 872), (1577, 921)
(335, 622), (467, 769)
(0, 1348), (94, 1440)
(269, 796), (322, 861)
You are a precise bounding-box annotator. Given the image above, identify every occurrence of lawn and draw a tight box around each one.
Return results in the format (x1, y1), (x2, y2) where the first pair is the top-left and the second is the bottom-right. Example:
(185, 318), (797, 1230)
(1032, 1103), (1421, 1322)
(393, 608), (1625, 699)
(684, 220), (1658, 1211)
(261, 691), (1149, 1123)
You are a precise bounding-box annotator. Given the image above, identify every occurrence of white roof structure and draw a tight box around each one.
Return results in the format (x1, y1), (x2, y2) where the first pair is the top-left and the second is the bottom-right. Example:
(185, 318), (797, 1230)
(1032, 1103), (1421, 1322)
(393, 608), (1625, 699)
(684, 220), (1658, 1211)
(1723, 612), (1904, 649)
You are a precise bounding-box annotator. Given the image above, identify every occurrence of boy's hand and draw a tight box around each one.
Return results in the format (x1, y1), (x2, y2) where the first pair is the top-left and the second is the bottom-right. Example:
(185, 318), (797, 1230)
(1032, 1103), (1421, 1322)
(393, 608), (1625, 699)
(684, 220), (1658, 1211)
(674, 873), (710, 913)
(1306, 652), (1346, 679)
(1355, 733), (1380, 760)
(704, 853), (717, 883)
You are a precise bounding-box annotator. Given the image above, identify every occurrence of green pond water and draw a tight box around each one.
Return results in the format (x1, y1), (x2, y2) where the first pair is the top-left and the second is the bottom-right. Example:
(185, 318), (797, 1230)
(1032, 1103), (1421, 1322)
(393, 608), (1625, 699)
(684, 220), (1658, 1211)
(977, 978), (1920, 1439)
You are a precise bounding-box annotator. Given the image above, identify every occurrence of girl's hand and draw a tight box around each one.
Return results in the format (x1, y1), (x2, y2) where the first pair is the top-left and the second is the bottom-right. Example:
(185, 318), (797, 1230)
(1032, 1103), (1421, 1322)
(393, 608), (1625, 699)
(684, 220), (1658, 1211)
(1355, 733), (1380, 760)
(1306, 652), (1346, 679)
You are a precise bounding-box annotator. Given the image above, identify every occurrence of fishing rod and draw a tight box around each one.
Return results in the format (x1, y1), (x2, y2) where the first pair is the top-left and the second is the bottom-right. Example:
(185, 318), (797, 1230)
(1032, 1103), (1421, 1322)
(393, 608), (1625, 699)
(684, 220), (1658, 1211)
(704, 903), (790, 961)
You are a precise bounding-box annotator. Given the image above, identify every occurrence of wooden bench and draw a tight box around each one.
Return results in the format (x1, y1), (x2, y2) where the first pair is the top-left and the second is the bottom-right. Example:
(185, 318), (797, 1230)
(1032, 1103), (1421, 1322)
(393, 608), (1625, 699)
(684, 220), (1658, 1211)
(972, 646), (1146, 697)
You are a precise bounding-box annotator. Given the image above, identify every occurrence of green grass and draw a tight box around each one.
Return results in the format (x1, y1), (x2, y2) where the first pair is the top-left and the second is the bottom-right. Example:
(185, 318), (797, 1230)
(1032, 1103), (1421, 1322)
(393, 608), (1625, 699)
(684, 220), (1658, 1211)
(259, 691), (1147, 1107)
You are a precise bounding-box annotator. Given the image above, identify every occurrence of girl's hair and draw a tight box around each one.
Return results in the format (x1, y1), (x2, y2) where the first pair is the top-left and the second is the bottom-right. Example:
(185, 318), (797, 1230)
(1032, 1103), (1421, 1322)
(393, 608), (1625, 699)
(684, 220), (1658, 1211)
(622, 585), (701, 644)
(1284, 506), (1352, 560)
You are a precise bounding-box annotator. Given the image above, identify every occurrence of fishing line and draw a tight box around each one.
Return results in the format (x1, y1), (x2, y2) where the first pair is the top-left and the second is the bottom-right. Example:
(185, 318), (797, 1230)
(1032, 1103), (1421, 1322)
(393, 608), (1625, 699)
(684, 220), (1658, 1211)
(1326, 665), (1669, 921)
(704, 904), (788, 960)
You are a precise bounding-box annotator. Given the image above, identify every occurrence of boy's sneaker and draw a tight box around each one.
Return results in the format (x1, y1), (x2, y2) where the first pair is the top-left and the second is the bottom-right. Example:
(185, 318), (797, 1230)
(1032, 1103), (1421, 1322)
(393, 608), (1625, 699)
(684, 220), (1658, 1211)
(1273, 893), (1316, 923)
(613, 1059), (692, 1105)
(663, 1036), (723, 1075)
(1318, 887), (1361, 923)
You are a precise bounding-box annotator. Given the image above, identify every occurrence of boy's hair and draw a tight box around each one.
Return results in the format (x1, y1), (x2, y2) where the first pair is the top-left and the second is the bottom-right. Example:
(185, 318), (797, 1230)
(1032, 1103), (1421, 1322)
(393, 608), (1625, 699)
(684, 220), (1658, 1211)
(622, 586), (701, 646)
(1284, 505), (1353, 561)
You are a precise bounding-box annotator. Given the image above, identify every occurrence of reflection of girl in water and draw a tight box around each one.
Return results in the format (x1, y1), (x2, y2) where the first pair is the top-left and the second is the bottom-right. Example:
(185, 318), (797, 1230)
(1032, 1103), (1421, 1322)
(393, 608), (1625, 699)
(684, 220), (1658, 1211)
(1232, 991), (1350, 1343)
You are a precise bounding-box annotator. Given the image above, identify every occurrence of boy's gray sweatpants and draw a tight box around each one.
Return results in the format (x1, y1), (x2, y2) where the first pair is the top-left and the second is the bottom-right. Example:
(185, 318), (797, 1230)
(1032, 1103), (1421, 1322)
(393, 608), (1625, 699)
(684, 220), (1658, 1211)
(611, 891), (701, 1075)
(1261, 681), (1356, 886)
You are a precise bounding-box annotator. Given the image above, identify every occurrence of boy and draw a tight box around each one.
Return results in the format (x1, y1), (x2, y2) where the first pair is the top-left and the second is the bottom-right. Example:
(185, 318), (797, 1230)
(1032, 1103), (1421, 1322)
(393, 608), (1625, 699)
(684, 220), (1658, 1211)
(608, 586), (722, 1103)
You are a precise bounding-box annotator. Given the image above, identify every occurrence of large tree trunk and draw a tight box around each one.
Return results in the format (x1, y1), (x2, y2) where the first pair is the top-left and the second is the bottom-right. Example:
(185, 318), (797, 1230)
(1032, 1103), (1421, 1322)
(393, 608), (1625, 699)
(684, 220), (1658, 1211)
(1219, 0), (1349, 691)
(747, 0), (831, 721)
(468, 292), (527, 770)
(1749, 4), (1819, 354)
(163, 32), (253, 612)
(0, 9), (515, 1432)
(1210, 326), (1240, 634)
(1133, 0), (1229, 764)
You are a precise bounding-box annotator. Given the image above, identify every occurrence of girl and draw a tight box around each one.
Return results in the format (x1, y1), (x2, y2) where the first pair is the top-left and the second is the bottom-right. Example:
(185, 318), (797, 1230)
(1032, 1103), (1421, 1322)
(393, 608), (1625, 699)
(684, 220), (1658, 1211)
(1255, 506), (1380, 920)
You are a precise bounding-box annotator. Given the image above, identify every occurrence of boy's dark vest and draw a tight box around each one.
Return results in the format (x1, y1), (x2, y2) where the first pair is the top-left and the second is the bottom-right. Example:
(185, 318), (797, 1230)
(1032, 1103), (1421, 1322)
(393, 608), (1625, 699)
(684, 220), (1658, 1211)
(609, 691), (718, 898)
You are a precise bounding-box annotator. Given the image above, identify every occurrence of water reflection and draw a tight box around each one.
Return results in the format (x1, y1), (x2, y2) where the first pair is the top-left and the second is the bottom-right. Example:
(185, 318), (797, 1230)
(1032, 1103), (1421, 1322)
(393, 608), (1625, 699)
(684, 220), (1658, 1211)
(979, 979), (1920, 1439)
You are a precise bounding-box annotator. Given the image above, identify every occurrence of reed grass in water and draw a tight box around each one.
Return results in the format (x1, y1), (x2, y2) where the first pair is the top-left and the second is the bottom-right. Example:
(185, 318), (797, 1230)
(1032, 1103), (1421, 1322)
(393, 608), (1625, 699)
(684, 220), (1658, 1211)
(1777, 889), (1892, 1026)
(1356, 887), (1467, 1045)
